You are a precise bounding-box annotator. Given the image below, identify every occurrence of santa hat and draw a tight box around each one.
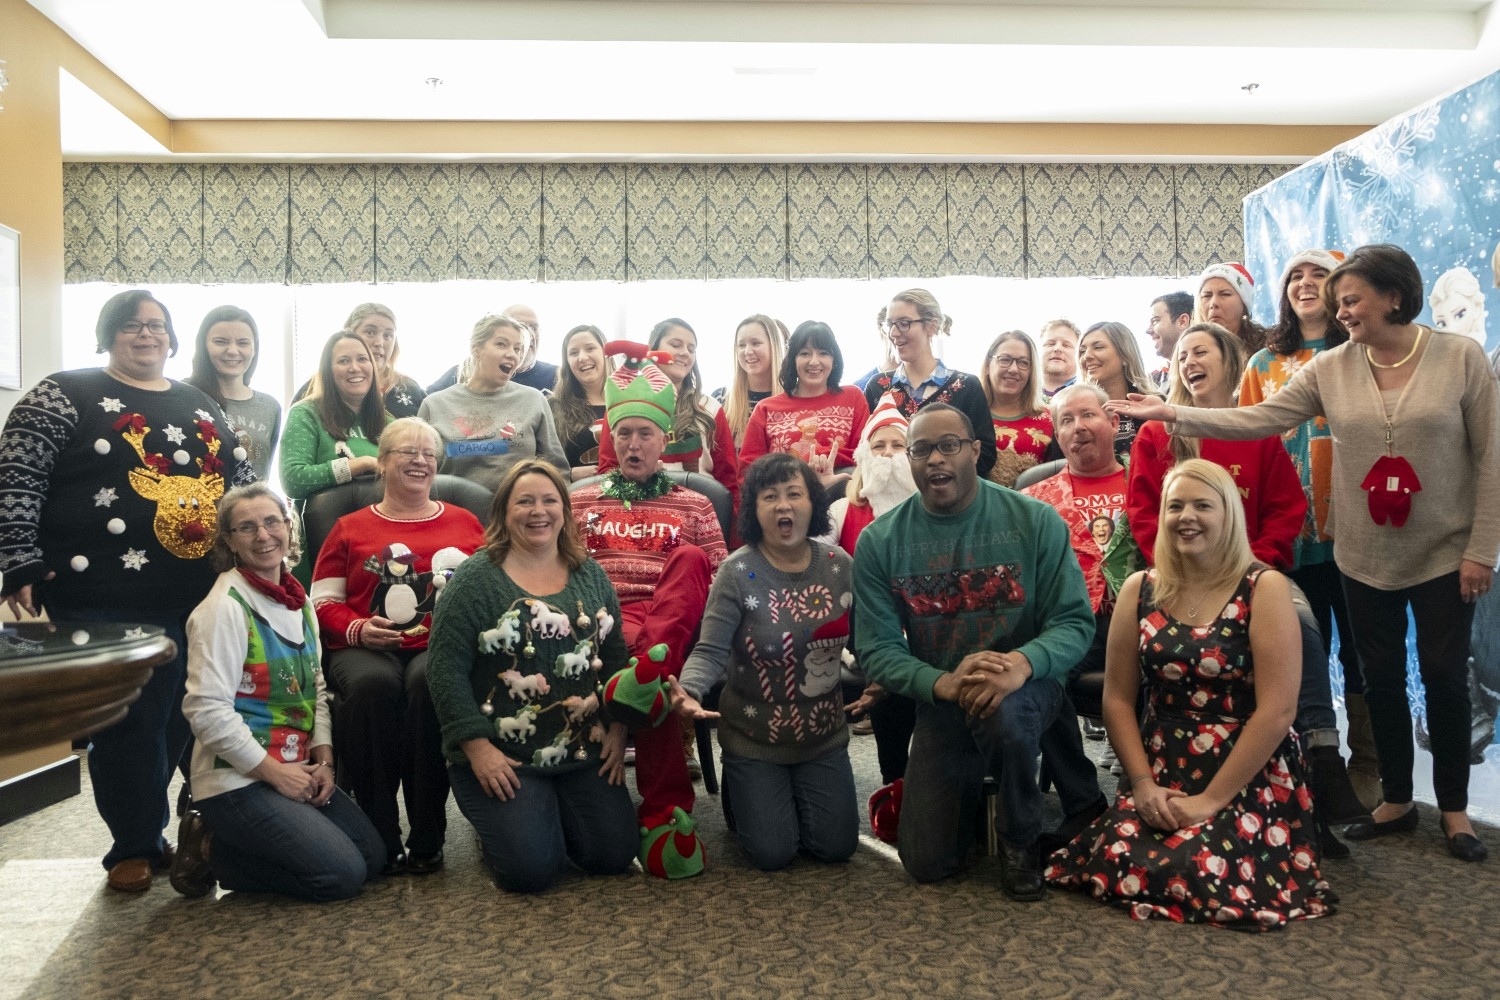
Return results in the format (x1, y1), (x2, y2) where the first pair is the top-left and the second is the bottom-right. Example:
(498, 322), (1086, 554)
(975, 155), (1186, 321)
(860, 393), (909, 449)
(1197, 262), (1255, 305)
(604, 340), (676, 433)
(1278, 249), (1346, 293)
(807, 611), (850, 651)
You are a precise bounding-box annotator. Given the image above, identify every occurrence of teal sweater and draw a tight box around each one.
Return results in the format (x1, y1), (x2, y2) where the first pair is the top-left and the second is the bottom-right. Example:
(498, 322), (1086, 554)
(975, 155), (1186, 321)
(852, 480), (1094, 703)
(427, 552), (628, 772)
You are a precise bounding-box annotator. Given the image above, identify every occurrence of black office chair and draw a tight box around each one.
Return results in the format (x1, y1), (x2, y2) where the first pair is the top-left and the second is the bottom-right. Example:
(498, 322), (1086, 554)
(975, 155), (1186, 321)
(299, 474), (495, 788)
(569, 469), (734, 795)
(1011, 458), (1067, 493)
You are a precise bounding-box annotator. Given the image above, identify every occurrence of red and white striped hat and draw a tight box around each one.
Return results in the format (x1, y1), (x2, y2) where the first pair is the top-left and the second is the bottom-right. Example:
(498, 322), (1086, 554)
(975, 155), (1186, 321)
(1198, 262), (1256, 304)
(861, 393), (909, 447)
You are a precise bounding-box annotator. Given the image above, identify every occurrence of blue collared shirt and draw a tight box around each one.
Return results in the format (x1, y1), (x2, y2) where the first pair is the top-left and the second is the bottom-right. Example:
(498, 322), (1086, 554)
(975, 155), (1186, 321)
(889, 359), (952, 403)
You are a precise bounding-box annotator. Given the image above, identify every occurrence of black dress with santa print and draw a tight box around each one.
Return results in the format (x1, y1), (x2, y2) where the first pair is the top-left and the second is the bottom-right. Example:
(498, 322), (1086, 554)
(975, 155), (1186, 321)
(0, 369), (253, 614)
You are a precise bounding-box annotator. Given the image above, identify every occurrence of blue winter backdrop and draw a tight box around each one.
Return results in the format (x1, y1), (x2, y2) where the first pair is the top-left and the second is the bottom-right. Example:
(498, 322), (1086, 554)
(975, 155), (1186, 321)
(1244, 66), (1500, 821)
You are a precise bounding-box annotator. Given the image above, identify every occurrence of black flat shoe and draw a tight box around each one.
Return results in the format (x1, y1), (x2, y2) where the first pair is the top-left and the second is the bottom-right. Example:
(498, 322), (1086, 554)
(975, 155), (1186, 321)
(381, 852), (408, 877)
(405, 849), (444, 875)
(1343, 805), (1419, 841)
(1440, 817), (1489, 863)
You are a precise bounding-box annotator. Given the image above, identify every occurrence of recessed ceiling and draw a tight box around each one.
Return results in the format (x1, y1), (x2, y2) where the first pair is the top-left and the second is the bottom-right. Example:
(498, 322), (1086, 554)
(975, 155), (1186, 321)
(28, 0), (1500, 155)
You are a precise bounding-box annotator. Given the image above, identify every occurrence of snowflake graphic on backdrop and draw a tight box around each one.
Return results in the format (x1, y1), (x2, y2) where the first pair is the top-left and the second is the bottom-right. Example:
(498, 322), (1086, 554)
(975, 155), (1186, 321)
(1336, 103), (1442, 239)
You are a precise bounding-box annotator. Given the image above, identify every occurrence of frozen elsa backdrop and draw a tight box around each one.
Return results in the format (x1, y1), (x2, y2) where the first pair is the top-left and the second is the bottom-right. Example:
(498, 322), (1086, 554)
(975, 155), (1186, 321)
(1244, 67), (1500, 819)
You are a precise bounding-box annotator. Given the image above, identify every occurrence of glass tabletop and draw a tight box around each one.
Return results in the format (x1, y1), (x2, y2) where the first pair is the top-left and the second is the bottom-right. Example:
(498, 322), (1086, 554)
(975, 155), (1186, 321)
(0, 622), (169, 670)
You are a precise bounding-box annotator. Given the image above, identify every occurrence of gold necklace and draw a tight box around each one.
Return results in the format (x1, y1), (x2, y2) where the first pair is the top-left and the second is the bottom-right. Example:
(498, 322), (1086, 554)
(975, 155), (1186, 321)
(1365, 327), (1424, 369)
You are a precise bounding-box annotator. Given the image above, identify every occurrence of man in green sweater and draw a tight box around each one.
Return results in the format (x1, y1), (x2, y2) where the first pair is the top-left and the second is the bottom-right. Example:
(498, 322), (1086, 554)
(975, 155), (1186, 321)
(853, 404), (1094, 901)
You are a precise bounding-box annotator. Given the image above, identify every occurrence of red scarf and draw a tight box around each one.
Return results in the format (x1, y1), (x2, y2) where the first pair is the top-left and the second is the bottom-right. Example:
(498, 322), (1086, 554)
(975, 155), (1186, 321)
(237, 566), (308, 611)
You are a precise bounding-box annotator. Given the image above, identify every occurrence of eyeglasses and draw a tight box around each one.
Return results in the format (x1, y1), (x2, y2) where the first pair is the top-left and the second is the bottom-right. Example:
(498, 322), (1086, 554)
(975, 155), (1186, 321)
(907, 437), (974, 459)
(230, 516), (290, 538)
(881, 317), (931, 336)
(389, 447), (440, 461)
(120, 320), (168, 336)
(990, 355), (1032, 372)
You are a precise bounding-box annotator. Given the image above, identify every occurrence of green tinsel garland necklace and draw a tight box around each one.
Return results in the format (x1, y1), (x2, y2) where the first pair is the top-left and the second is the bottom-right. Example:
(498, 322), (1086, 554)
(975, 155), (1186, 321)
(599, 470), (674, 509)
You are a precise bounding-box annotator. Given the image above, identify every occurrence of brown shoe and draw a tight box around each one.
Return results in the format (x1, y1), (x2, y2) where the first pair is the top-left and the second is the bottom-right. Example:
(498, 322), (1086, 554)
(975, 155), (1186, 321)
(107, 857), (154, 892)
(169, 810), (216, 898)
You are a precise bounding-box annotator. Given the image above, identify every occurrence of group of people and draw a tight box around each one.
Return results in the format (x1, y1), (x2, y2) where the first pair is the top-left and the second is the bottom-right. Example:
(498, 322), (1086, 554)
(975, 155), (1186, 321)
(0, 245), (1493, 930)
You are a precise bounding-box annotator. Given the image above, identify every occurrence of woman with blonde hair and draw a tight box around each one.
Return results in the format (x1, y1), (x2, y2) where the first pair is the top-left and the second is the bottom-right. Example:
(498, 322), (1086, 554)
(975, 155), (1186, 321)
(418, 313), (568, 492)
(713, 314), (785, 447)
(863, 288), (996, 479)
(980, 330), (1053, 487)
(1077, 320), (1160, 464)
(1047, 459), (1334, 929)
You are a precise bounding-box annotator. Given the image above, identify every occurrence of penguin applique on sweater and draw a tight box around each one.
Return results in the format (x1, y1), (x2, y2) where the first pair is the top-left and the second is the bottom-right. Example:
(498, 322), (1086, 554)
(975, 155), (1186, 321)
(364, 543), (429, 630)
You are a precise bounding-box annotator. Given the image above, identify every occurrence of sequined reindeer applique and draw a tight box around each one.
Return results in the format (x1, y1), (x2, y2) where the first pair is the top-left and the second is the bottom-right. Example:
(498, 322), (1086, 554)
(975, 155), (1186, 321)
(115, 413), (226, 559)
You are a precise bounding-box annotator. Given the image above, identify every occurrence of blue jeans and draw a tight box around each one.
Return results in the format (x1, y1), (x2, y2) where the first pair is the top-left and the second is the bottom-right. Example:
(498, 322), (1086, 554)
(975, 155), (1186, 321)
(449, 761), (637, 893)
(52, 604), (192, 870)
(721, 746), (859, 871)
(196, 784), (384, 902)
(899, 679), (1068, 883)
(1289, 580), (1338, 740)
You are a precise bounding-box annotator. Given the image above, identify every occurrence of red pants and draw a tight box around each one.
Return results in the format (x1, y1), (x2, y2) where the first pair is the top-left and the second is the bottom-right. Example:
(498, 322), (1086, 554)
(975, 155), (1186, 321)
(620, 544), (713, 827)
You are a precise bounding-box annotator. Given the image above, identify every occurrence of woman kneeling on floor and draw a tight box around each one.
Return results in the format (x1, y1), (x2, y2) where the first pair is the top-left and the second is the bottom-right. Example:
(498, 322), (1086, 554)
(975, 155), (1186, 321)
(426, 460), (637, 892)
(172, 484), (384, 901)
(671, 452), (859, 870)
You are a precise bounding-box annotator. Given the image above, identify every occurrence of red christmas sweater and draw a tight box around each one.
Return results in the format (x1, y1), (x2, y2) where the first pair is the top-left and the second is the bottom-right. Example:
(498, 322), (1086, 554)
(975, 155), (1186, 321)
(990, 411), (1055, 488)
(1021, 467), (1126, 614)
(1126, 420), (1307, 570)
(571, 482), (729, 605)
(310, 503), (486, 650)
(737, 386), (870, 478)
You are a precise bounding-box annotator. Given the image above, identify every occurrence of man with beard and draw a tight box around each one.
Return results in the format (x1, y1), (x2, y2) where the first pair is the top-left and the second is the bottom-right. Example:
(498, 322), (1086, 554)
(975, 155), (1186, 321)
(828, 397), (919, 780)
(853, 403), (1094, 901)
(1038, 319), (1080, 401)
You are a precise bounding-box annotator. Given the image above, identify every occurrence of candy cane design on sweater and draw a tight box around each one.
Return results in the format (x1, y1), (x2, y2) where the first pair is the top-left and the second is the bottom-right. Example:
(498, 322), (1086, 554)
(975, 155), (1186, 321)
(745, 630), (803, 743)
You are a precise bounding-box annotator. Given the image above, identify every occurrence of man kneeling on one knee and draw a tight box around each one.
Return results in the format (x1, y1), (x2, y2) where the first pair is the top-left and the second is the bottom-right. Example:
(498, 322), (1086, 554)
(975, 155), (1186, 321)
(853, 403), (1095, 901)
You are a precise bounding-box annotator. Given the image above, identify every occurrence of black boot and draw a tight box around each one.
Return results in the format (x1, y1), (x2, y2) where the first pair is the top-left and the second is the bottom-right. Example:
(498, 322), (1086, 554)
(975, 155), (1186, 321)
(1307, 744), (1372, 826)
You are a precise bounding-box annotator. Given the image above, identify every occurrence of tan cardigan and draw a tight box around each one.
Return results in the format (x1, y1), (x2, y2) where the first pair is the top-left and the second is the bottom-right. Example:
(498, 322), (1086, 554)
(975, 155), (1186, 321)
(1169, 329), (1500, 590)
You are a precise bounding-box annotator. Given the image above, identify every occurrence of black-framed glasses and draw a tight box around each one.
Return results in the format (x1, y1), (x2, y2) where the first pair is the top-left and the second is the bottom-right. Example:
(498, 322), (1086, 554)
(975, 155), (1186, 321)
(881, 317), (931, 336)
(908, 437), (974, 459)
(120, 320), (168, 336)
(230, 516), (290, 538)
(990, 355), (1032, 371)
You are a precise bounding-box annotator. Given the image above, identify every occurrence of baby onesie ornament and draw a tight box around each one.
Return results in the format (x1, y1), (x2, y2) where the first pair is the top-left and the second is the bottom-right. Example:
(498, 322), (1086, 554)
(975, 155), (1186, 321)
(1360, 455), (1421, 527)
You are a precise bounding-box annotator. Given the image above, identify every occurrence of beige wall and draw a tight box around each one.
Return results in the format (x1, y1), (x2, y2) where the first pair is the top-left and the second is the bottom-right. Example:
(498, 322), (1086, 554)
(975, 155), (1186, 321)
(0, 0), (66, 410)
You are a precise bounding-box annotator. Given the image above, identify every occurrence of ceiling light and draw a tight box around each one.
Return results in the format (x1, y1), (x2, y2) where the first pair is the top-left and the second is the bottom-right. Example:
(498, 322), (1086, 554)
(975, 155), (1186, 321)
(733, 67), (817, 77)
(425, 77), (443, 89)
(1241, 82), (1260, 94)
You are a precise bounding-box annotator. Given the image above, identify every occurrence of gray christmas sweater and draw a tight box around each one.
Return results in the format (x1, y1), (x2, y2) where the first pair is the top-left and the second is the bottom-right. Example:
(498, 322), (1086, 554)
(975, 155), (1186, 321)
(679, 542), (852, 765)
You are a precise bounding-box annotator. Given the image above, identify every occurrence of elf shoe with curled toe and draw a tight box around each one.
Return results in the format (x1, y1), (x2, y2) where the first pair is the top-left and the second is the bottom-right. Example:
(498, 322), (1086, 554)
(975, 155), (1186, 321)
(640, 807), (705, 879)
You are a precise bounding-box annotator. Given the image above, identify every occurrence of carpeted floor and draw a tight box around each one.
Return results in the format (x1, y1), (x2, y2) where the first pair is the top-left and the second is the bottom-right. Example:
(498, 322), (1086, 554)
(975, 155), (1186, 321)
(2, 732), (1496, 1000)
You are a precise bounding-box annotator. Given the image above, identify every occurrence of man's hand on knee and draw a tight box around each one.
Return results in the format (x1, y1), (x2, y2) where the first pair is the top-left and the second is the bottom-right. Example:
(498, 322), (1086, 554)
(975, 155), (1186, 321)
(958, 652), (1033, 719)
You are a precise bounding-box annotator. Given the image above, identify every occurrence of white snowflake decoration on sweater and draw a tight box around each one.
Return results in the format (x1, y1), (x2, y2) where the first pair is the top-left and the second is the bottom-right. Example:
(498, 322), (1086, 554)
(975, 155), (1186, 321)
(743, 594), (760, 610)
(397, 390), (413, 407)
(121, 548), (149, 570)
(99, 397), (124, 414)
(93, 487), (118, 507)
(163, 424), (186, 445)
(742, 704), (758, 719)
(194, 409), (215, 422)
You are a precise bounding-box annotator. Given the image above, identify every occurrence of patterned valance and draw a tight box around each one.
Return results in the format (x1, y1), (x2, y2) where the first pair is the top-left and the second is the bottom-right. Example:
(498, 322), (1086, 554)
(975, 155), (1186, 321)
(63, 161), (1287, 284)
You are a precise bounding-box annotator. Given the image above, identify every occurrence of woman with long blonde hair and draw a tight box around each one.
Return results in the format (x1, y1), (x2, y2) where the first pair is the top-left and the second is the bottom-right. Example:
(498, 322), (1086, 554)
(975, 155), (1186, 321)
(713, 314), (785, 447)
(1047, 459), (1334, 929)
